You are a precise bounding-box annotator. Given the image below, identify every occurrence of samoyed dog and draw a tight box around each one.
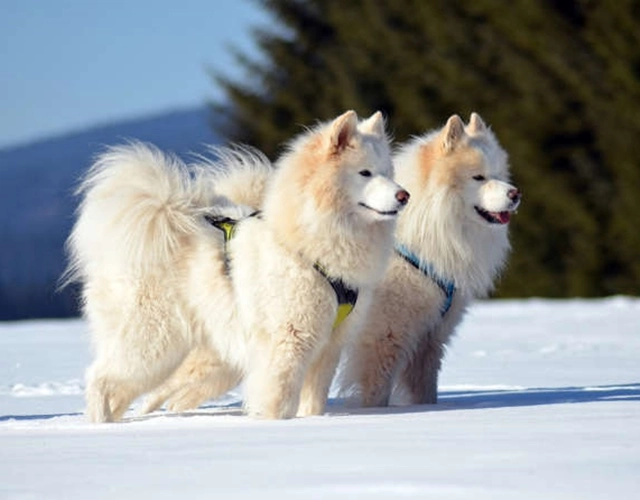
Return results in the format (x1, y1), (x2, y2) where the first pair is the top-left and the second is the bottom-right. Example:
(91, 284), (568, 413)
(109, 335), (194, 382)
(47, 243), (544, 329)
(338, 113), (521, 407)
(140, 112), (519, 415)
(64, 110), (409, 422)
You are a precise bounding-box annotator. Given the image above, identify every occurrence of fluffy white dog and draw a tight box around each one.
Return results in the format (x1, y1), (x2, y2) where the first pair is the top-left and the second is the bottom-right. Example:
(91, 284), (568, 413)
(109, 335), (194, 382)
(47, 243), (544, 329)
(63, 110), (409, 421)
(339, 113), (521, 406)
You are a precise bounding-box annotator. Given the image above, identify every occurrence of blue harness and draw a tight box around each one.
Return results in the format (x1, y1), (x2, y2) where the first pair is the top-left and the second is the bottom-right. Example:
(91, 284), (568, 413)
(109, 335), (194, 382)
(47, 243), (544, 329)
(395, 244), (456, 316)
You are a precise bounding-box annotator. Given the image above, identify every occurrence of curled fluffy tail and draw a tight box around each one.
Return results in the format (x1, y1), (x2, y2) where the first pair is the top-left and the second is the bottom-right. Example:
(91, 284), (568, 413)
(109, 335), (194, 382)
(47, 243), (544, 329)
(62, 142), (273, 288)
(63, 142), (217, 285)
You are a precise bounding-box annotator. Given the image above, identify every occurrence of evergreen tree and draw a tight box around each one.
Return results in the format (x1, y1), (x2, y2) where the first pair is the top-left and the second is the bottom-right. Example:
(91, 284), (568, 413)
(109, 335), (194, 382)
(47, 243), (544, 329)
(212, 0), (640, 297)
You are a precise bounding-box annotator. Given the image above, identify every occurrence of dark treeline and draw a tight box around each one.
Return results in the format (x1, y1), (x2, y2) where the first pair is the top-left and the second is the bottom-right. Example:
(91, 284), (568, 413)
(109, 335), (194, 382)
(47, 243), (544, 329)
(212, 0), (640, 297)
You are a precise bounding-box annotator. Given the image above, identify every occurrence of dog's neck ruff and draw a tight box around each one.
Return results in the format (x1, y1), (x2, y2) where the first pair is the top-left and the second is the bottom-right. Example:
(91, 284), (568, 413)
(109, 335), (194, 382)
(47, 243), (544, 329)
(205, 212), (358, 328)
(395, 244), (456, 317)
(313, 263), (359, 329)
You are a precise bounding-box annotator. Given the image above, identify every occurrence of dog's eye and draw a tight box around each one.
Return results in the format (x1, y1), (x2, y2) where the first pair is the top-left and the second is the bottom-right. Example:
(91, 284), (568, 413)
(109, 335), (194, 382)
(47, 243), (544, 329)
(359, 170), (372, 177)
(473, 175), (486, 181)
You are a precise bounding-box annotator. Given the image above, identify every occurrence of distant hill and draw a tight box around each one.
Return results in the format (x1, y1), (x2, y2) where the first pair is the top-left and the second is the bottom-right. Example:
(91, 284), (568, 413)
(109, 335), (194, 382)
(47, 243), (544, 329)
(0, 106), (220, 320)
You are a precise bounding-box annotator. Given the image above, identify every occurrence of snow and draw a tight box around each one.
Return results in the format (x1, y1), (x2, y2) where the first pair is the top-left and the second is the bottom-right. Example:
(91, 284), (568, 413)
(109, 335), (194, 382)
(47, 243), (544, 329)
(1, 298), (639, 499)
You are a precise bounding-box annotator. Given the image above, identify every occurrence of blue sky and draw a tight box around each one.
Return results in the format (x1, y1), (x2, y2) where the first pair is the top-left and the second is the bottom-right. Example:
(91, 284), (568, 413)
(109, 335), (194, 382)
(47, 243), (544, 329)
(0, 0), (268, 149)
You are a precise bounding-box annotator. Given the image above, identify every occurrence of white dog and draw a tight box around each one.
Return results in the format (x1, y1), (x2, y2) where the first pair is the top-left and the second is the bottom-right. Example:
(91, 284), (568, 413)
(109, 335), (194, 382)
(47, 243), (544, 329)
(339, 113), (521, 406)
(63, 110), (409, 421)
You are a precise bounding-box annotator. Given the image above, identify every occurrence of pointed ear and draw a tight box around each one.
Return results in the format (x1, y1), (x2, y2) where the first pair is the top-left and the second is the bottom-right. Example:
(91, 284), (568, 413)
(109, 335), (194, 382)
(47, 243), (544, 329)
(359, 111), (386, 137)
(329, 110), (359, 153)
(442, 114), (466, 152)
(467, 112), (487, 134)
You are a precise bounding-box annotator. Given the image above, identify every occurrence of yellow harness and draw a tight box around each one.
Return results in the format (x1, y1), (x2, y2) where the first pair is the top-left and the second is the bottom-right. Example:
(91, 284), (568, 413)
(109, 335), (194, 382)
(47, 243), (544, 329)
(313, 263), (359, 328)
(205, 214), (358, 328)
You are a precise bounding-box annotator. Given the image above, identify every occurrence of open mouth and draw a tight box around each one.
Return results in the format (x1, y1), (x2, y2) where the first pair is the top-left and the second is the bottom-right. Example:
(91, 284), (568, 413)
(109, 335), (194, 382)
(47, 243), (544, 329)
(475, 206), (511, 224)
(358, 202), (398, 217)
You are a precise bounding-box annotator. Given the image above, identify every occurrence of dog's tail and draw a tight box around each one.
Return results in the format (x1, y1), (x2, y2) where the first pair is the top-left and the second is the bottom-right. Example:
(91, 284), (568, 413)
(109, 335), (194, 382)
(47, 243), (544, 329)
(193, 145), (273, 211)
(62, 142), (221, 286)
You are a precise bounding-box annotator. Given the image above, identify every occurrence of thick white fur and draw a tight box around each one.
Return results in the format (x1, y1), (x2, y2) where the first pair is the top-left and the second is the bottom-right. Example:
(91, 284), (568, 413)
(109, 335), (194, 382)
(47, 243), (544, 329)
(66, 110), (407, 422)
(338, 113), (521, 406)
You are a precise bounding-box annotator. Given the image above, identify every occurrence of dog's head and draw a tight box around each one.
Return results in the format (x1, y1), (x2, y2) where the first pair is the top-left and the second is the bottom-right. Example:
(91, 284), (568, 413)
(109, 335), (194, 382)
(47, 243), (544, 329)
(334, 110), (410, 222)
(274, 110), (410, 225)
(463, 113), (521, 226)
(398, 113), (520, 229)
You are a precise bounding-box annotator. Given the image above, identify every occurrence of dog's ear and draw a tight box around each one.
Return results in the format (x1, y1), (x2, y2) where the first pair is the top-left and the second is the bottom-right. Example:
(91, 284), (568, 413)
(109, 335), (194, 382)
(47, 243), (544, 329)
(329, 110), (359, 153)
(442, 114), (466, 153)
(467, 112), (487, 134)
(359, 111), (386, 137)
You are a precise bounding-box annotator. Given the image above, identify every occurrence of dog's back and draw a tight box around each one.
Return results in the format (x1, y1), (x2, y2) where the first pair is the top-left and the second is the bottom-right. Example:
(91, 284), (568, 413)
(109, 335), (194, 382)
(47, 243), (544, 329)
(194, 146), (272, 211)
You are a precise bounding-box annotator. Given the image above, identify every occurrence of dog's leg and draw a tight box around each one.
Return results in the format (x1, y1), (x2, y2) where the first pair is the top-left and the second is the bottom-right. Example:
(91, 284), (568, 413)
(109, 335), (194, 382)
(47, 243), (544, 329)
(85, 364), (114, 423)
(165, 367), (240, 413)
(244, 324), (318, 419)
(296, 339), (342, 417)
(359, 365), (395, 408)
(85, 362), (144, 423)
(139, 382), (177, 415)
(399, 333), (444, 404)
(108, 384), (142, 422)
(140, 346), (241, 414)
(84, 324), (191, 422)
(84, 365), (155, 423)
(349, 326), (409, 407)
(165, 360), (241, 413)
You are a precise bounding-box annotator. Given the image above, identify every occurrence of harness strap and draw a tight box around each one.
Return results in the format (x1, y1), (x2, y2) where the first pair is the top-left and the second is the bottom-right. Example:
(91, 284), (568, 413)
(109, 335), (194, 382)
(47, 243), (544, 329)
(205, 211), (261, 242)
(205, 213), (358, 328)
(205, 212), (260, 272)
(395, 245), (456, 317)
(207, 218), (235, 241)
(313, 263), (359, 328)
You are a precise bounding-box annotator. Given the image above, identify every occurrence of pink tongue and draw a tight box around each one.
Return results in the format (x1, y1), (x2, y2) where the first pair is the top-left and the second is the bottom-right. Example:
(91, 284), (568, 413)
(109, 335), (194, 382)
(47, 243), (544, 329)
(497, 211), (511, 224)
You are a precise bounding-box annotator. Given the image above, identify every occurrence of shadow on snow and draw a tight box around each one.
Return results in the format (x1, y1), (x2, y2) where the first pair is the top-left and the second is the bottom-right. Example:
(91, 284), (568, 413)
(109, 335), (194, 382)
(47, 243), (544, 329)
(1, 383), (638, 423)
(338, 382), (640, 417)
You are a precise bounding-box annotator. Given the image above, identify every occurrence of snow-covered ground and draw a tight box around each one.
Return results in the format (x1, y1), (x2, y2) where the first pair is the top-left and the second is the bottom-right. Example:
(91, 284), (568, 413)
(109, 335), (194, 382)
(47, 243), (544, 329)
(1, 298), (639, 499)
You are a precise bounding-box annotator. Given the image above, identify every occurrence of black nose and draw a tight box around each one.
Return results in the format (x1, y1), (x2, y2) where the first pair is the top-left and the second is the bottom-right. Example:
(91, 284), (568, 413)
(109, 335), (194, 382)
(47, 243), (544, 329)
(508, 188), (521, 203)
(396, 189), (410, 205)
